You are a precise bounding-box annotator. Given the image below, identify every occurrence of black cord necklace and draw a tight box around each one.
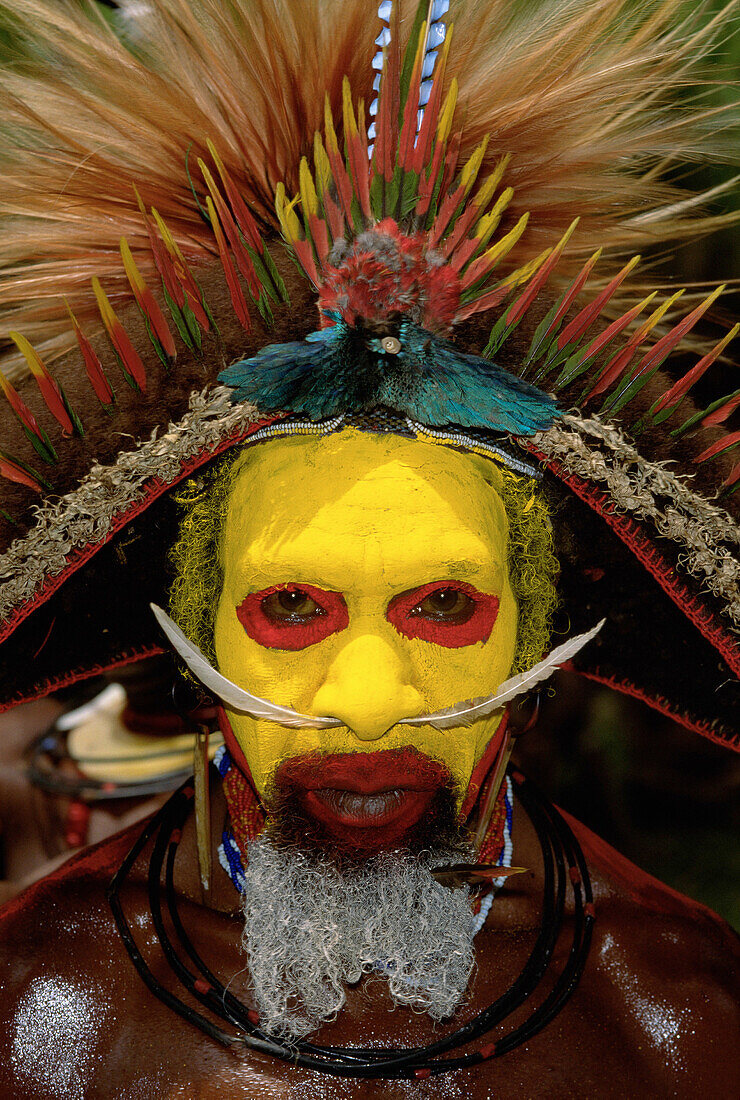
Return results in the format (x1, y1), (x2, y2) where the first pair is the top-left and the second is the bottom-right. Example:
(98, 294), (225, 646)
(107, 767), (594, 1080)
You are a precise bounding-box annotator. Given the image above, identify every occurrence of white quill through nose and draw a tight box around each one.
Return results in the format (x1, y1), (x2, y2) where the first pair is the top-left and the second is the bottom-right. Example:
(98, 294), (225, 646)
(150, 604), (342, 729)
(399, 619), (606, 729)
(152, 603), (604, 733)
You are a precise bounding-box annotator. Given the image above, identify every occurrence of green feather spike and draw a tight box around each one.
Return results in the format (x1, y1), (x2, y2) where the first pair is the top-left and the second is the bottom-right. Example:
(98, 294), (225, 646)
(672, 387), (740, 438)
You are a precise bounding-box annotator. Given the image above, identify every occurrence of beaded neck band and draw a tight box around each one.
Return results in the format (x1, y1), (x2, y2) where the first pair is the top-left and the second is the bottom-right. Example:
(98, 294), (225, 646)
(215, 745), (513, 919)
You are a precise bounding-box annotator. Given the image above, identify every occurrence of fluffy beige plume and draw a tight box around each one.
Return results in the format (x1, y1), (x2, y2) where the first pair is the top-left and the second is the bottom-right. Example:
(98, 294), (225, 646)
(0, 0), (735, 376)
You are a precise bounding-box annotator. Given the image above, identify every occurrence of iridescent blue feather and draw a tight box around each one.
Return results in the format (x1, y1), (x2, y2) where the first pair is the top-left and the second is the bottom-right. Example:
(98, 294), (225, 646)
(219, 315), (557, 434)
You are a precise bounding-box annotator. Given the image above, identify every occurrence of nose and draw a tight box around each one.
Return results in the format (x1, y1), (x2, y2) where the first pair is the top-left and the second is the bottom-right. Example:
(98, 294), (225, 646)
(310, 634), (424, 741)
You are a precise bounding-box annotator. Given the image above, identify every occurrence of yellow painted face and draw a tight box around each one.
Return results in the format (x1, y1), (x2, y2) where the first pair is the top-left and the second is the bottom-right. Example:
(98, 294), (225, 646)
(214, 429), (518, 803)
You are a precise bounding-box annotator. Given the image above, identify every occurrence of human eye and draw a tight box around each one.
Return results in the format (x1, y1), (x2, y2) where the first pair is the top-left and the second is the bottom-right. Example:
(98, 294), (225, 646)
(236, 583), (348, 650)
(261, 587), (323, 622)
(412, 586), (475, 623)
(387, 581), (499, 648)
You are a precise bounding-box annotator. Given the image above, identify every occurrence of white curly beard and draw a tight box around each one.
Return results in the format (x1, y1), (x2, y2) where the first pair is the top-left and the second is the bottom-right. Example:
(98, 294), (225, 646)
(239, 835), (478, 1039)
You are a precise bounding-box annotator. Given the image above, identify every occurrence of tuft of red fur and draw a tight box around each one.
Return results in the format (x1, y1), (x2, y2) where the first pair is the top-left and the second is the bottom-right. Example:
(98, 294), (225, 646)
(0, 0), (736, 378)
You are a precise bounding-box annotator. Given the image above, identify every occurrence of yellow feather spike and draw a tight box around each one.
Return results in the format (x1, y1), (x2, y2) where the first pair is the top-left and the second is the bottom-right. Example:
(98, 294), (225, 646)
(411, 20), (428, 81)
(342, 76), (358, 140)
(299, 157), (318, 218)
(151, 209), (186, 263)
(436, 77), (458, 144)
(313, 132), (332, 198)
(91, 276), (118, 330)
(203, 138), (226, 185)
(460, 135), (490, 195)
(635, 288), (685, 338)
(8, 331), (45, 378)
(473, 154), (512, 212)
(119, 237), (146, 295)
(132, 183), (147, 220)
(474, 187), (514, 246)
(324, 93), (339, 156)
(633, 290), (659, 316)
(197, 158), (220, 204)
(498, 247), (551, 291)
(275, 182), (302, 244)
(479, 212), (530, 269)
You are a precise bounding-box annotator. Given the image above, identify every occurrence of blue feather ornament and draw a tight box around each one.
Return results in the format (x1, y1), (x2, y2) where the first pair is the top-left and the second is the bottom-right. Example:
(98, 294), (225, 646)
(219, 314), (557, 434)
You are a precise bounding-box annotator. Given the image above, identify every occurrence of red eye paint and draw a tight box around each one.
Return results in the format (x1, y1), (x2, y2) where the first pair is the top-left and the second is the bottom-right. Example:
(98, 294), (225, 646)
(236, 583), (348, 650)
(386, 580), (499, 648)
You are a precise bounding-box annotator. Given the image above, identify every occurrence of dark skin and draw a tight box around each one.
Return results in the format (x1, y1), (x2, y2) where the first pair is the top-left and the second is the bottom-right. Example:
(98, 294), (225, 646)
(0, 772), (738, 1100)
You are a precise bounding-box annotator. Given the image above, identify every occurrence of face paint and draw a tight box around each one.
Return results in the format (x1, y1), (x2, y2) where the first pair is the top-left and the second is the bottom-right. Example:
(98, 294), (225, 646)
(386, 580), (500, 647)
(237, 583), (349, 650)
(214, 429), (518, 820)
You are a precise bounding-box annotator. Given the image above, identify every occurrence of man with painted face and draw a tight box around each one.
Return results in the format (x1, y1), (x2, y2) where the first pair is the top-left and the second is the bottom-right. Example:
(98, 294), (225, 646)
(2, 417), (738, 1095)
(168, 427), (553, 1039)
(1, 0), (739, 1096)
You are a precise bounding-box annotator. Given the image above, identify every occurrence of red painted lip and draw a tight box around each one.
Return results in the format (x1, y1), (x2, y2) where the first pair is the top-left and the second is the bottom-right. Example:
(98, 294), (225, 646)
(275, 748), (450, 796)
(274, 749), (453, 849)
(302, 787), (436, 830)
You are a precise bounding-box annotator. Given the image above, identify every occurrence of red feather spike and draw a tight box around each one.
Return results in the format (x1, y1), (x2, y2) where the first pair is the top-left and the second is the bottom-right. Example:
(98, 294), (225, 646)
(441, 200), (485, 260)
(134, 194), (184, 311)
(651, 323), (739, 419)
(438, 130), (462, 200)
(120, 238), (177, 360)
(207, 141), (265, 254)
(410, 27), (453, 176)
(343, 82), (371, 220)
(556, 256), (640, 351)
(563, 295), (655, 381)
(415, 139), (445, 218)
(307, 214), (330, 267)
(371, 0), (400, 185)
(694, 429), (740, 464)
(703, 390), (740, 428)
(91, 279), (147, 390)
(583, 289), (680, 402)
(150, 209), (211, 332)
(9, 332), (75, 435)
(585, 341), (640, 403)
(625, 285), (725, 389)
(199, 161), (261, 297)
(372, 56), (397, 185)
(0, 368), (49, 445)
(324, 96), (354, 226)
(205, 197), (251, 331)
(504, 220), (579, 327)
(321, 190), (345, 241)
(427, 183), (466, 249)
(0, 450), (44, 493)
(398, 22), (426, 171)
(722, 461), (740, 489)
(292, 238), (321, 286)
(66, 303), (114, 407)
(454, 282), (511, 322)
(537, 250), (603, 350)
(448, 235), (484, 274)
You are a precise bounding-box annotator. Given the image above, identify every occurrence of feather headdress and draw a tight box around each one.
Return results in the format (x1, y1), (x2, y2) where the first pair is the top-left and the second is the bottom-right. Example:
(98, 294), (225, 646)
(0, 0), (735, 369)
(0, 0), (737, 752)
(0, 0), (736, 513)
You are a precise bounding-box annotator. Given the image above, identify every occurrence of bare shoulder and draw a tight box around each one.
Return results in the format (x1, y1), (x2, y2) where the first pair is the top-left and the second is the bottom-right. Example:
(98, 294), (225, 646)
(0, 829), (160, 1098)
(573, 815), (740, 1092)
